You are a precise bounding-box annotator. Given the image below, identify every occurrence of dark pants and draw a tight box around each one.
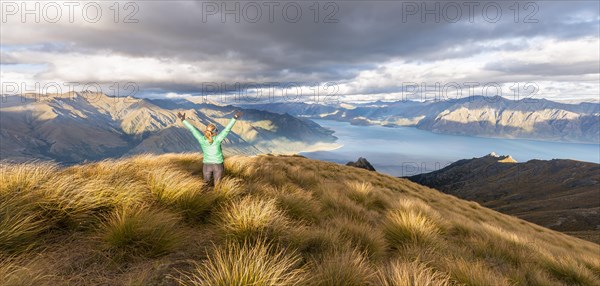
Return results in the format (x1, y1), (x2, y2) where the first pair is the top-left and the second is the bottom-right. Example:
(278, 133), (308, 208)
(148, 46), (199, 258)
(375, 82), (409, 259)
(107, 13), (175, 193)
(203, 163), (224, 186)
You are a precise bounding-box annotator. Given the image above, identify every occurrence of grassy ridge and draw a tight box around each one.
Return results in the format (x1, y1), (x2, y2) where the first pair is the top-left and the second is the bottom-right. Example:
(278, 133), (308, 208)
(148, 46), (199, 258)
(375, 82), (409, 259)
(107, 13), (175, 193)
(1, 153), (599, 285)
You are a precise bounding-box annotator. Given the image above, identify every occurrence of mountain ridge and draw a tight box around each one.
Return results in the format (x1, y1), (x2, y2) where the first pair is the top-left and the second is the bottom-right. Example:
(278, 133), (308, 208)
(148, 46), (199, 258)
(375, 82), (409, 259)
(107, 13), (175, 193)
(236, 96), (600, 143)
(0, 92), (339, 164)
(406, 154), (600, 243)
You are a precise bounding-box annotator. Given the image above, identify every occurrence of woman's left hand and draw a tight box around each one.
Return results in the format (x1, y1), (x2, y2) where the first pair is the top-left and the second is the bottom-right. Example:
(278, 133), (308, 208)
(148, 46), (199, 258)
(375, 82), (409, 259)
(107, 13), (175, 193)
(234, 110), (243, 119)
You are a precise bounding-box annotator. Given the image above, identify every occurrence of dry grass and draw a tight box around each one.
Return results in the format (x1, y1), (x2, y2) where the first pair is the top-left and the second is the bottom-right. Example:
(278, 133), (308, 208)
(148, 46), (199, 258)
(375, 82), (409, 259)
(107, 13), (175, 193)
(0, 256), (53, 286)
(216, 196), (290, 242)
(307, 247), (376, 286)
(328, 217), (387, 261)
(445, 257), (512, 285)
(538, 250), (599, 285)
(1, 153), (599, 285)
(177, 239), (306, 286)
(99, 205), (183, 260)
(213, 177), (245, 200)
(272, 184), (322, 224)
(375, 260), (451, 286)
(382, 207), (440, 247)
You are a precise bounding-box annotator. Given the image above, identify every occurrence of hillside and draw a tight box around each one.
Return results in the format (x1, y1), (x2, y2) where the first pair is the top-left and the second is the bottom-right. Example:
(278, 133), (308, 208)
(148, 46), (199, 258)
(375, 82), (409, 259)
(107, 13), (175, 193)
(237, 96), (600, 143)
(1, 154), (599, 285)
(407, 154), (600, 243)
(0, 92), (338, 164)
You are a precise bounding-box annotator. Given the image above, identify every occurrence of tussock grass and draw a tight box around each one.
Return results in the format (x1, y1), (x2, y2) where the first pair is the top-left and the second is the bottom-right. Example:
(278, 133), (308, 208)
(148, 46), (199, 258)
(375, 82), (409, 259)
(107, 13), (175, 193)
(38, 177), (137, 230)
(148, 168), (205, 201)
(446, 257), (511, 286)
(382, 207), (440, 247)
(0, 163), (57, 194)
(375, 260), (451, 286)
(470, 230), (534, 267)
(329, 217), (387, 261)
(0, 257), (52, 286)
(319, 188), (374, 223)
(2, 153), (599, 285)
(290, 227), (341, 257)
(538, 250), (600, 285)
(307, 247), (375, 286)
(345, 181), (373, 202)
(217, 196), (290, 242)
(213, 177), (244, 200)
(0, 196), (46, 253)
(147, 168), (217, 221)
(99, 205), (183, 260)
(287, 165), (320, 189)
(273, 184), (322, 224)
(345, 181), (390, 211)
(178, 239), (306, 286)
(223, 155), (254, 178)
(509, 268), (556, 285)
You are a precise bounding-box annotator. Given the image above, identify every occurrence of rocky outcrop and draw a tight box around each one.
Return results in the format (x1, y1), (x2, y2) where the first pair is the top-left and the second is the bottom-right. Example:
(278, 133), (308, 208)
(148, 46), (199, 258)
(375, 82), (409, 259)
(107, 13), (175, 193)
(346, 157), (376, 171)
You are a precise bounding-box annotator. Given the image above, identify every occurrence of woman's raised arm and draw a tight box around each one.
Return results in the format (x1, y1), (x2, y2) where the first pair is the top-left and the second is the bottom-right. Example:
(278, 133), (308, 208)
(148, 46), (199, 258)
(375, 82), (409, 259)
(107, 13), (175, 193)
(215, 111), (243, 142)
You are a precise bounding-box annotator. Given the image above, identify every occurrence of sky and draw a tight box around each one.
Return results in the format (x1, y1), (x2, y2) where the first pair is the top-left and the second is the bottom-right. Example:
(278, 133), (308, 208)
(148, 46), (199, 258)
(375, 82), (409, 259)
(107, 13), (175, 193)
(1, 0), (599, 104)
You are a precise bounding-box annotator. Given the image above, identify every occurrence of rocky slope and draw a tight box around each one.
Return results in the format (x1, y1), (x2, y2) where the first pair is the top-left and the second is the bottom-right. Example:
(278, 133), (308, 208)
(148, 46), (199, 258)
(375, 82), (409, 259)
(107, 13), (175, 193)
(0, 92), (338, 163)
(406, 153), (600, 242)
(237, 96), (600, 143)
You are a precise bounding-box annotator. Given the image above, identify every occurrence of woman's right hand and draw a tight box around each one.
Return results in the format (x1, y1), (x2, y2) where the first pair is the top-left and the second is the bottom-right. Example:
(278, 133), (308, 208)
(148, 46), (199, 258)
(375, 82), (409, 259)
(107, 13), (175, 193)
(177, 112), (186, 121)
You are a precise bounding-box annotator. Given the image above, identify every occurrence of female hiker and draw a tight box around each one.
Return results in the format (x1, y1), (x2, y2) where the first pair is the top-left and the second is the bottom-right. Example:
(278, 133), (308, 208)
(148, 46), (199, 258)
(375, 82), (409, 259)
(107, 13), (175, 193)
(177, 110), (243, 186)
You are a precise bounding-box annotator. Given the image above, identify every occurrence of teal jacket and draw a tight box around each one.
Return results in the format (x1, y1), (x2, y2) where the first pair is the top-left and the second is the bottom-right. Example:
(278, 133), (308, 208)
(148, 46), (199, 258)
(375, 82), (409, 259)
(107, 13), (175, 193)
(183, 118), (237, 164)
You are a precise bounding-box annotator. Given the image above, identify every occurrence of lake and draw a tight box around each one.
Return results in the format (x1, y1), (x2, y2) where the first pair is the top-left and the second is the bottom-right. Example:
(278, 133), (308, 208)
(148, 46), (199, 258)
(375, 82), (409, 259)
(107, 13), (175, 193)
(300, 119), (600, 177)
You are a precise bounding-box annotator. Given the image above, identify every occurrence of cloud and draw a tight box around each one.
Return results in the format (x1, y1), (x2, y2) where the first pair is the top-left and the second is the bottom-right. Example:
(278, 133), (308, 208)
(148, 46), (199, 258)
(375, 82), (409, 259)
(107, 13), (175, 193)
(1, 1), (599, 101)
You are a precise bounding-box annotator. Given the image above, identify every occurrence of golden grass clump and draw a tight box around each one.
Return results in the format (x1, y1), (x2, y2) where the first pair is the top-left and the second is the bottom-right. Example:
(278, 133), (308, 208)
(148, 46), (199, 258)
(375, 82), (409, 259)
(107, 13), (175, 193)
(0, 257), (52, 286)
(147, 168), (205, 202)
(0, 196), (47, 254)
(0, 163), (57, 195)
(273, 184), (322, 224)
(329, 217), (388, 261)
(99, 205), (183, 260)
(177, 239), (306, 286)
(319, 187), (374, 223)
(223, 155), (255, 178)
(217, 196), (290, 242)
(537, 250), (600, 285)
(213, 177), (245, 200)
(345, 181), (373, 202)
(146, 168), (219, 220)
(382, 204), (440, 247)
(287, 165), (320, 189)
(38, 176), (144, 230)
(289, 227), (341, 257)
(375, 260), (451, 286)
(469, 225), (535, 267)
(307, 247), (376, 286)
(345, 181), (390, 211)
(445, 257), (511, 285)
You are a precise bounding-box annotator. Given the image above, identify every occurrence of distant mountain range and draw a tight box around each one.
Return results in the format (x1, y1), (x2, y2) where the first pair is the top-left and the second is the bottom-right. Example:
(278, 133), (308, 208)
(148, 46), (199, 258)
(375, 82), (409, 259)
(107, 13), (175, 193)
(406, 153), (600, 241)
(236, 96), (600, 143)
(0, 92), (338, 163)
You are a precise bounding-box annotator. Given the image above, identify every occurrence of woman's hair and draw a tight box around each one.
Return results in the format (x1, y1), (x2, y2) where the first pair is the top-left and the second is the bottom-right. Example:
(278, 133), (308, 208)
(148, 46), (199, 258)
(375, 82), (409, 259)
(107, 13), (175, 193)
(204, 123), (217, 143)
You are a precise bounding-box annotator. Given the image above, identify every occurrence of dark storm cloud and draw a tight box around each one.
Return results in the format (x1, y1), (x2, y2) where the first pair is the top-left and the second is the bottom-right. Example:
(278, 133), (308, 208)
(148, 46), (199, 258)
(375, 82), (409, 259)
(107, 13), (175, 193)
(2, 0), (599, 96)
(81, 1), (597, 62)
